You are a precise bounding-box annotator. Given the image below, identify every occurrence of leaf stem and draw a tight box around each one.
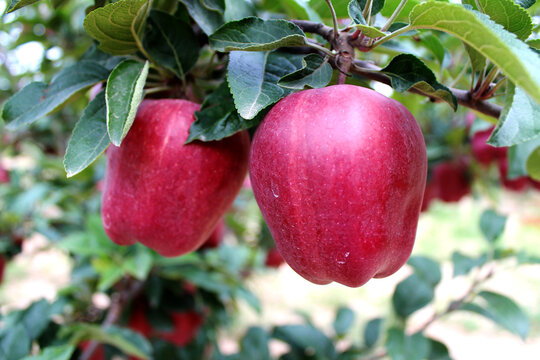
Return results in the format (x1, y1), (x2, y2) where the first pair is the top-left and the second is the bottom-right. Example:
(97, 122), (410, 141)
(380, 0), (409, 32)
(144, 86), (173, 95)
(324, 0), (340, 40)
(371, 25), (414, 48)
(364, 0), (374, 26)
(305, 41), (336, 57)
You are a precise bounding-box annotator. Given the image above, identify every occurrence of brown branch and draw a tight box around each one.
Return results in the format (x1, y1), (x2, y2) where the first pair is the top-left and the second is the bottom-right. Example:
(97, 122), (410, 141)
(79, 277), (145, 360)
(291, 19), (502, 119)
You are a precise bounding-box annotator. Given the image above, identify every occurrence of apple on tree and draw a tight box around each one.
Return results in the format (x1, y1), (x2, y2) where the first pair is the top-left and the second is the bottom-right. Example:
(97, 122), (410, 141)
(470, 126), (506, 166)
(101, 100), (250, 257)
(199, 219), (225, 250)
(265, 248), (285, 268)
(432, 160), (471, 203)
(250, 85), (427, 288)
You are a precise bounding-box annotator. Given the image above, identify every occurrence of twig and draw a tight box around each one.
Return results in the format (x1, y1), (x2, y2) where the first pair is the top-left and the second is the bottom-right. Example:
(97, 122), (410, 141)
(79, 278), (145, 360)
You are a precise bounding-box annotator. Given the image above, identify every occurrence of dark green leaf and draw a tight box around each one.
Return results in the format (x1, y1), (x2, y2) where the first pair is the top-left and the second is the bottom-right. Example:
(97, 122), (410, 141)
(427, 339), (452, 360)
(408, 256), (441, 287)
(385, 328), (430, 360)
(5, 0), (39, 13)
(392, 274), (434, 318)
(64, 91), (110, 177)
(0, 324), (32, 360)
(272, 324), (336, 359)
(21, 345), (75, 360)
(460, 291), (529, 339)
(239, 327), (270, 360)
(84, 0), (150, 55)
(479, 209), (507, 243)
(179, 0), (224, 35)
(348, 0), (366, 24)
(106, 59), (149, 146)
(209, 17), (306, 52)
(419, 32), (446, 65)
(187, 81), (254, 143)
(380, 54), (457, 109)
(227, 50), (303, 119)
(333, 307), (355, 337)
(514, 0), (536, 8)
(364, 318), (383, 348)
(144, 10), (200, 80)
(278, 53), (332, 90)
(451, 252), (487, 277)
(235, 286), (261, 313)
(3, 62), (109, 130)
(489, 83), (540, 147)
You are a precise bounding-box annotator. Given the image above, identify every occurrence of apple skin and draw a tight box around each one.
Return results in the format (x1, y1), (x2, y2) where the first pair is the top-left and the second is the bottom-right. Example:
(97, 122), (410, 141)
(249, 85), (427, 287)
(471, 127), (506, 166)
(199, 219), (225, 250)
(432, 160), (471, 203)
(101, 99), (250, 257)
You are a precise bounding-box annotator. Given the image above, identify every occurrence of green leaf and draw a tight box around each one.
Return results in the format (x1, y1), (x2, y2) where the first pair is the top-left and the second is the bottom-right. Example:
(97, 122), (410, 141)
(0, 324), (32, 360)
(419, 32), (446, 66)
(460, 291), (529, 339)
(392, 273), (434, 318)
(93, 257), (125, 291)
(489, 83), (540, 147)
(526, 146), (540, 179)
(333, 307), (355, 337)
(238, 327), (270, 360)
(348, 0), (385, 18)
(21, 345), (75, 360)
(507, 136), (540, 177)
(451, 252), (487, 277)
(465, 44), (486, 75)
(364, 318), (383, 348)
(474, 0), (533, 40)
(123, 248), (154, 280)
(64, 91), (110, 177)
(381, 0), (420, 22)
(348, 0), (366, 24)
(272, 324), (336, 359)
(385, 328), (430, 360)
(381, 54), (457, 109)
(409, 2), (540, 107)
(4, 0), (39, 13)
(67, 324), (152, 359)
(2, 62), (109, 130)
(227, 50), (303, 119)
(84, 0), (150, 55)
(187, 81), (254, 143)
(106, 60), (149, 146)
(408, 256), (441, 287)
(224, 0), (256, 21)
(479, 209), (507, 243)
(209, 17), (306, 52)
(427, 339), (451, 360)
(515, 0), (536, 8)
(144, 10), (200, 80)
(278, 53), (332, 90)
(179, 0), (224, 35)
(351, 24), (387, 38)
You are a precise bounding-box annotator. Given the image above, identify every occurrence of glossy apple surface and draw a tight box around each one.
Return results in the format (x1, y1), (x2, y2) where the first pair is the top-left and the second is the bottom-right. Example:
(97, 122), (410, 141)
(249, 85), (427, 287)
(432, 160), (471, 202)
(101, 99), (250, 257)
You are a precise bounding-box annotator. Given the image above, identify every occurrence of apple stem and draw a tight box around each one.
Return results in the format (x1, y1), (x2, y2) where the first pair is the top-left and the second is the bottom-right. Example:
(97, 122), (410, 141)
(324, 0), (340, 40)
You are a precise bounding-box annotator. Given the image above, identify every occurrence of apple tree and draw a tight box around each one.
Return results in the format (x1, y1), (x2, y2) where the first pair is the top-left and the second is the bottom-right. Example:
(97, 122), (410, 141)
(1, 0), (540, 359)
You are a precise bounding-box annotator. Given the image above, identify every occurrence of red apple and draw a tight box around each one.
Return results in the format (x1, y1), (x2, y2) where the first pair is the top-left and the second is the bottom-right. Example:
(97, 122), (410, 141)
(0, 165), (9, 184)
(0, 256), (5, 283)
(199, 219), (225, 250)
(471, 127), (506, 166)
(498, 157), (529, 192)
(249, 85), (427, 287)
(421, 180), (438, 212)
(432, 160), (471, 202)
(101, 99), (250, 257)
(265, 248), (284, 268)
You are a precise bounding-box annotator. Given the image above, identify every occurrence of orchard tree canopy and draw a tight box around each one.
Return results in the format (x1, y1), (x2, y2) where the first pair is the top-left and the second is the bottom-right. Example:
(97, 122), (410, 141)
(1, 0), (540, 360)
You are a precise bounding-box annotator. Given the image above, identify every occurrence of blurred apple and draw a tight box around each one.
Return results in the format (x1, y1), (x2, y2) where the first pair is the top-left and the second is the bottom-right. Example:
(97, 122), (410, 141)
(432, 160), (471, 202)
(471, 127), (506, 166)
(498, 157), (529, 192)
(199, 219), (225, 250)
(265, 248), (284, 268)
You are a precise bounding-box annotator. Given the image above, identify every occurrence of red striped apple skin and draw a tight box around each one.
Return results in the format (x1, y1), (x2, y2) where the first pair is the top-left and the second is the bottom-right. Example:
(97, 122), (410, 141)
(249, 85), (427, 287)
(101, 99), (250, 257)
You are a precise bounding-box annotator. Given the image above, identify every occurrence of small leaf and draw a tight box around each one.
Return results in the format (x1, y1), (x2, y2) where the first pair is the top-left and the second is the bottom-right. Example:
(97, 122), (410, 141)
(0, 324), (32, 360)
(409, 2), (540, 107)
(479, 209), (507, 243)
(488, 83), (540, 147)
(514, 0), (536, 8)
(333, 307), (355, 337)
(106, 59), (149, 146)
(21, 345), (75, 360)
(209, 17), (306, 52)
(187, 81), (254, 143)
(474, 0), (533, 40)
(123, 248), (153, 280)
(348, 0), (366, 24)
(507, 137), (540, 178)
(364, 318), (383, 348)
(227, 50), (303, 119)
(144, 10), (200, 80)
(451, 252), (487, 277)
(64, 91), (110, 177)
(278, 53), (332, 90)
(239, 327), (270, 360)
(385, 328), (430, 360)
(351, 24), (387, 38)
(3, 62), (109, 130)
(392, 274), (434, 318)
(408, 256), (441, 287)
(84, 0), (150, 55)
(419, 32), (447, 66)
(224, 0), (256, 22)
(272, 324), (336, 359)
(526, 146), (540, 180)
(460, 291), (529, 339)
(4, 0), (39, 13)
(427, 339), (452, 360)
(349, 0), (385, 19)
(381, 54), (457, 109)
(179, 0), (224, 35)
